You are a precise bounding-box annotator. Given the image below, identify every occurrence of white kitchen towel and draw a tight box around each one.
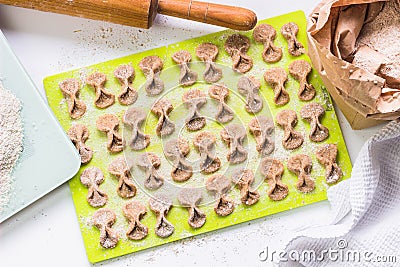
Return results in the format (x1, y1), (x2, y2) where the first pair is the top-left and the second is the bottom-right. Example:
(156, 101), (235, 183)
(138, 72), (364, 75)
(279, 120), (400, 267)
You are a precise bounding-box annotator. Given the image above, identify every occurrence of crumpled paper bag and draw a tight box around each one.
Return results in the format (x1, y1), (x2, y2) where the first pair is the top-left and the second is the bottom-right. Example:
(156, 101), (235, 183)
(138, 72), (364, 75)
(307, 0), (400, 129)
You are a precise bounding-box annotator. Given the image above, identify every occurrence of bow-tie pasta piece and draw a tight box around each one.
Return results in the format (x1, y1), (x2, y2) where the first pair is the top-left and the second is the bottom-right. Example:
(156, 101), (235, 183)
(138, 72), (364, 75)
(253, 24), (282, 63)
(206, 174), (234, 216)
(172, 50), (198, 86)
(264, 67), (290, 106)
(164, 138), (193, 182)
(289, 60), (316, 101)
(96, 114), (124, 153)
(178, 188), (206, 229)
(276, 110), (304, 150)
(281, 22), (305, 57)
(67, 124), (93, 164)
(92, 208), (119, 249)
(151, 98), (175, 136)
(224, 34), (253, 73)
(182, 89), (207, 131)
(80, 167), (108, 207)
(193, 132), (221, 174)
(300, 102), (329, 142)
(59, 78), (86, 119)
(108, 157), (137, 198)
(232, 169), (260, 206)
(237, 76), (263, 113)
(220, 124), (248, 164)
(114, 64), (138, 105)
(86, 72), (115, 108)
(123, 107), (150, 150)
(248, 116), (275, 156)
(196, 43), (223, 83)
(122, 201), (148, 240)
(260, 158), (289, 201)
(136, 152), (164, 190)
(316, 144), (343, 184)
(149, 194), (175, 238)
(208, 84), (234, 124)
(287, 154), (315, 193)
(139, 56), (164, 96)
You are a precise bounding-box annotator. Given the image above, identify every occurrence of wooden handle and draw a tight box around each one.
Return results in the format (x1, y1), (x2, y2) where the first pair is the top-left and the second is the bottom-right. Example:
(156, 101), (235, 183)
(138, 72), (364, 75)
(0, 0), (256, 30)
(0, 0), (158, 28)
(157, 0), (257, 31)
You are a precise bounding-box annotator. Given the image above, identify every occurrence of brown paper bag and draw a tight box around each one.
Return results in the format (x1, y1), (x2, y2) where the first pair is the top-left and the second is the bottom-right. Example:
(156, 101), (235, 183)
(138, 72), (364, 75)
(307, 0), (400, 129)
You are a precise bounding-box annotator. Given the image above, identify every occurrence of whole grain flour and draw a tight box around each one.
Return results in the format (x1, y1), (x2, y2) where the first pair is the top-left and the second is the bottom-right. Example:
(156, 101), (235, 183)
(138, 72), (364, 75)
(0, 81), (23, 212)
(356, 0), (400, 76)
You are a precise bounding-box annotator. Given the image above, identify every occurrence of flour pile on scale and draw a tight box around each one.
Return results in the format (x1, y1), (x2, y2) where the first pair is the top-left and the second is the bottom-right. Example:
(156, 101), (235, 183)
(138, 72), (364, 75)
(0, 81), (23, 212)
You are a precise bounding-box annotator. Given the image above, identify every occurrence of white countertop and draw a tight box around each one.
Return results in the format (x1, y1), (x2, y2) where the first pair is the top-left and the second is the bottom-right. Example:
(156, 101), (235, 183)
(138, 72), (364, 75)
(0, 1), (383, 266)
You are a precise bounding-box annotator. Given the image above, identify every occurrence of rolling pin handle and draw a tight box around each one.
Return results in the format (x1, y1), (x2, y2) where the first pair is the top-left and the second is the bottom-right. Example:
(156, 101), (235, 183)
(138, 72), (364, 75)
(0, 0), (257, 30)
(157, 0), (257, 31)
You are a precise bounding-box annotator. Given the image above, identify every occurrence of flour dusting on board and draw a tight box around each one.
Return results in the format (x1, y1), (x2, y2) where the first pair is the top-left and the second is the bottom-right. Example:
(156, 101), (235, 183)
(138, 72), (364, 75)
(43, 11), (352, 263)
(0, 81), (23, 212)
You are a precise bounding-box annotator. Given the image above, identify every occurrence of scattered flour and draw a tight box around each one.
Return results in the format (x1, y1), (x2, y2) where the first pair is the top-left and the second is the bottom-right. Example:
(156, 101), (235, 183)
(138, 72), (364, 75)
(0, 81), (23, 212)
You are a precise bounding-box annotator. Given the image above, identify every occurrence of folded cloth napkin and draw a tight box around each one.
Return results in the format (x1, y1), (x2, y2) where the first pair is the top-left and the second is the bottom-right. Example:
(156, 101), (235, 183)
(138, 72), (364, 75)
(280, 121), (400, 267)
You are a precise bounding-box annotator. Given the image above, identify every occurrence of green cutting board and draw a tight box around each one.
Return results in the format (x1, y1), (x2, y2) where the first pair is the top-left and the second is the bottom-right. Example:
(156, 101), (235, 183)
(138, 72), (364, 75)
(43, 11), (352, 263)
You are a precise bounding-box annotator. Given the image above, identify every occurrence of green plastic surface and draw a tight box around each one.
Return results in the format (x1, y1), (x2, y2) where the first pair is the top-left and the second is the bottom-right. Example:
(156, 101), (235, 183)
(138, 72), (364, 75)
(43, 11), (352, 263)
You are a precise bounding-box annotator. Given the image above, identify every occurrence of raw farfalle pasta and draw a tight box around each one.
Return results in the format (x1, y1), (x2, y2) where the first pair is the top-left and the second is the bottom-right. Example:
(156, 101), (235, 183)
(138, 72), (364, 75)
(253, 24), (282, 63)
(281, 22), (305, 57)
(195, 43), (223, 83)
(316, 144), (343, 184)
(220, 124), (248, 164)
(123, 107), (150, 150)
(205, 174), (234, 216)
(67, 124), (93, 164)
(276, 109), (304, 150)
(287, 154), (315, 193)
(80, 167), (108, 207)
(136, 152), (164, 190)
(300, 102), (329, 142)
(86, 72), (115, 108)
(260, 157), (288, 201)
(232, 169), (260, 206)
(108, 157), (137, 198)
(208, 84), (234, 124)
(96, 114), (124, 153)
(149, 194), (174, 238)
(139, 55), (164, 96)
(114, 64), (138, 105)
(248, 116), (275, 156)
(59, 78), (86, 119)
(264, 67), (290, 106)
(289, 60), (316, 101)
(224, 34), (253, 73)
(182, 89), (207, 131)
(164, 138), (193, 182)
(193, 131), (221, 174)
(92, 208), (119, 249)
(122, 201), (148, 240)
(178, 188), (206, 229)
(172, 50), (198, 86)
(151, 98), (175, 136)
(237, 76), (263, 113)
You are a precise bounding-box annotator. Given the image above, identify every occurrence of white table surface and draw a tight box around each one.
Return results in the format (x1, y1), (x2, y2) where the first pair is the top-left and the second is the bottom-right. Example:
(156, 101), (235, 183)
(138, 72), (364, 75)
(0, 1), (383, 266)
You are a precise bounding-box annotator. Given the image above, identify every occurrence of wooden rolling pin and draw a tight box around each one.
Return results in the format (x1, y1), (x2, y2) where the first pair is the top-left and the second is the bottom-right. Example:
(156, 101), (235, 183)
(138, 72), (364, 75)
(0, 0), (257, 30)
